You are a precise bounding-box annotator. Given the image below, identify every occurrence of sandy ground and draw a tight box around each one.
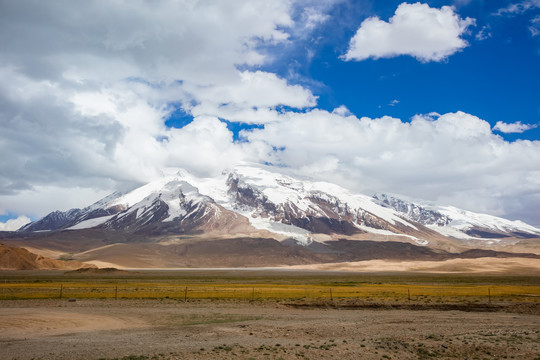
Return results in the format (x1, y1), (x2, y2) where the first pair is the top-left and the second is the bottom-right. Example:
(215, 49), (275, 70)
(0, 299), (539, 360)
(0, 308), (146, 339)
(287, 257), (540, 274)
(18, 247), (66, 260)
(80, 257), (540, 275)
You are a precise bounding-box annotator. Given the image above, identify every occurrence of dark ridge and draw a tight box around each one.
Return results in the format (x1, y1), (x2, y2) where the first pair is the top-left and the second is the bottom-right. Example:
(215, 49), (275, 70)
(511, 231), (540, 239)
(164, 237), (336, 267)
(19, 209), (82, 232)
(287, 216), (360, 236)
(457, 249), (540, 259)
(65, 267), (129, 274)
(0, 228), (151, 253)
(465, 229), (510, 239)
(324, 240), (540, 261)
(326, 239), (446, 261)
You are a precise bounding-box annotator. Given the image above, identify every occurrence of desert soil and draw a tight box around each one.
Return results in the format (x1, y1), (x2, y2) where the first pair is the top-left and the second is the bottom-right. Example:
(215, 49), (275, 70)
(287, 257), (540, 274)
(0, 299), (539, 360)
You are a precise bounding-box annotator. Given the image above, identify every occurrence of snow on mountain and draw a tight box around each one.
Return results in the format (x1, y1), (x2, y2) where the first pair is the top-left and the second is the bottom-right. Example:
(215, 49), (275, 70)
(230, 166), (416, 228)
(20, 208), (84, 232)
(221, 165), (424, 243)
(19, 165), (540, 245)
(373, 193), (540, 240)
(66, 215), (115, 230)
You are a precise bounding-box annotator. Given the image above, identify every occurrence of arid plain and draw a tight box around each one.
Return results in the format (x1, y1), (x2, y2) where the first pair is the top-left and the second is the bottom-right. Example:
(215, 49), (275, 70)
(1, 269), (539, 360)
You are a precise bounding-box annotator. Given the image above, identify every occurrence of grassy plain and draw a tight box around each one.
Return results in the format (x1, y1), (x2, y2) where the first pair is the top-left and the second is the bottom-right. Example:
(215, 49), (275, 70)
(1, 269), (539, 305)
(1, 270), (540, 359)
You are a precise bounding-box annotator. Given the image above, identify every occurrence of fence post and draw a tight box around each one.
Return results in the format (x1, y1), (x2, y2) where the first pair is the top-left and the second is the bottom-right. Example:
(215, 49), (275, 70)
(184, 286), (188, 302)
(252, 287), (255, 301)
(488, 288), (491, 305)
(408, 288), (411, 303)
(115, 285), (118, 300)
(330, 288), (333, 301)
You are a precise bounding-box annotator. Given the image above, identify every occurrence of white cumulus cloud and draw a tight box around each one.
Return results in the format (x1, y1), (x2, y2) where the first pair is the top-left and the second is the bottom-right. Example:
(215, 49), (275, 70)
(343, 2), (475, 62)
(0, 216), (31, 231)
(0, 0), (539, 229)
(0, 0), (313, 200)
(243, 110), (540, 225)
(189, 70), (317, 123)
(493, 121), (538, 133)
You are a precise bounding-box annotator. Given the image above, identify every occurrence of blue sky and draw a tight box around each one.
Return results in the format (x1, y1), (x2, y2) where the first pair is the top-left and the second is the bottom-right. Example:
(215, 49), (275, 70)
(0, 0), (539, 230)
(269, 0), (540, 141)
(164, 0), (540, 140)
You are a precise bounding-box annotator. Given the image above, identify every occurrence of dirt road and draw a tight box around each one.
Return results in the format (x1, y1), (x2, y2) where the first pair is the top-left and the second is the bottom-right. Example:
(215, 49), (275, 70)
(1, 299), (539, 360)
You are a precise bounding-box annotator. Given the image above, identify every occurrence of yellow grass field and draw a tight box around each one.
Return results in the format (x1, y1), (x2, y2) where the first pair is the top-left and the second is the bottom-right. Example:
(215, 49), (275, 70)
(1, 270), (539, 304)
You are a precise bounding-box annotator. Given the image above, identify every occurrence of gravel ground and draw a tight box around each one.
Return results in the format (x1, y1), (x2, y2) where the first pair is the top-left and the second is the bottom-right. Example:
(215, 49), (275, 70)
(1, 299), (539, 360)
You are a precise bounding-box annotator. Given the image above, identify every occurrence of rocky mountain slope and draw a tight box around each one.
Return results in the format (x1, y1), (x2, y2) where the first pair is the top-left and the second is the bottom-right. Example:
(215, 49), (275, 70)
(19, 165), (540, 249)
(373, 193), (540, 240)
(0, 244), (96, 270)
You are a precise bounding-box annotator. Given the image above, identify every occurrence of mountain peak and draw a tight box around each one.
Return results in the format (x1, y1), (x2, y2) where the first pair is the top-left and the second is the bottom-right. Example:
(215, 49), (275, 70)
(19, 166), (540, 247)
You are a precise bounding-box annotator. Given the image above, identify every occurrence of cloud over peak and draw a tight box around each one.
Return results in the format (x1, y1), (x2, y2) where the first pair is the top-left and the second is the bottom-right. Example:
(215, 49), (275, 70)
(343, 2), (475, 62)
(0, 0), (539, 228)
(242, 110), (540, 225)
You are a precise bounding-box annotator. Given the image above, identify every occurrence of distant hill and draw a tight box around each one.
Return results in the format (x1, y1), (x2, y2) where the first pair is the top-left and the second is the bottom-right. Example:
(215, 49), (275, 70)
(0, 244), (96, 270)
(65, 267), (129, 274)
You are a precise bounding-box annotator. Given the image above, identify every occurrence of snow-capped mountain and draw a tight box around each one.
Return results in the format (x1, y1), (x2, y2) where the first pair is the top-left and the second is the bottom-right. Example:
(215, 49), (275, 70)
(20, 177), (249, 236)
(20, 165), (540, 245)
(373, 193), (540, 240)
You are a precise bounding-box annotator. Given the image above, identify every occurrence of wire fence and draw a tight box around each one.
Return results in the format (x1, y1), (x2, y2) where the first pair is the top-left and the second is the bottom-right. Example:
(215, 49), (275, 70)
(1, 282), (539, 303)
